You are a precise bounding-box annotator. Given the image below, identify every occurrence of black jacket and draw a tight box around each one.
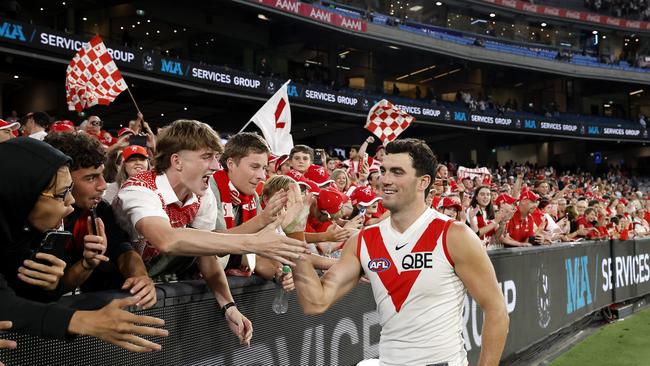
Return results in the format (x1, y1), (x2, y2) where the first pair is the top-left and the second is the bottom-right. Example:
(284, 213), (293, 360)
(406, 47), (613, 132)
(0, 138), (75, 338)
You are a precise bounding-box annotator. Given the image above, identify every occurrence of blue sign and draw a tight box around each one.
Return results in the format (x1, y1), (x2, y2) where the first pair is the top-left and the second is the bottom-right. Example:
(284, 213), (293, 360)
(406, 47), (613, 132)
(524, 119), (537, 129)
(565, 256), (593, 314)
(588, 126), (600, 135)
(453, 111), (466, 121)
(161, 59), (183, 76)
(0, 21), (26, 41)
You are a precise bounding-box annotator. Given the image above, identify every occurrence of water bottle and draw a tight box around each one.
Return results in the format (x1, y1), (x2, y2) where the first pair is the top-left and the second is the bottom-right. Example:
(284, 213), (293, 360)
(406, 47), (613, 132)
(272, 265), (291, 314)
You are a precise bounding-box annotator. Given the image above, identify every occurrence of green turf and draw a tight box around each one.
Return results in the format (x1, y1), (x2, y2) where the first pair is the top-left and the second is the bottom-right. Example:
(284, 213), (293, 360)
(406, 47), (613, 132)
(550, 307), (650, 366)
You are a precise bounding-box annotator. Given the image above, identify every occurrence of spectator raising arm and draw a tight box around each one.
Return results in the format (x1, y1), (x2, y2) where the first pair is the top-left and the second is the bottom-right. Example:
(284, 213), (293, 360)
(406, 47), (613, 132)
(0, 273), (167, 353)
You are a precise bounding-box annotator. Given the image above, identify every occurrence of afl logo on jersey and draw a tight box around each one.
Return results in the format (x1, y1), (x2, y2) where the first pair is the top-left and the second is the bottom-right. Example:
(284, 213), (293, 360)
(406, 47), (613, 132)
(368, 258), (391, 273)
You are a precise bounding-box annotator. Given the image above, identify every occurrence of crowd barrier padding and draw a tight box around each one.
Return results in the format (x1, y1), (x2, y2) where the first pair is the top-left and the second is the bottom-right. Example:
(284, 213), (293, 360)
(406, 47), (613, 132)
(2, 239), (650, 365)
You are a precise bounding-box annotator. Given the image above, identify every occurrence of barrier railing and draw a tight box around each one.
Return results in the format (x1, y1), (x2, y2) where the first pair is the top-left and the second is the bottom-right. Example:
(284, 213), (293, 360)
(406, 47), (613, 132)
(2, 239), (650, 365)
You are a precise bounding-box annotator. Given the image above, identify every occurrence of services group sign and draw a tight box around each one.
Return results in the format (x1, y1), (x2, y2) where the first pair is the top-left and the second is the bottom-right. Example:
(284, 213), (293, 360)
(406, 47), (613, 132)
(0, 17), (647, 141)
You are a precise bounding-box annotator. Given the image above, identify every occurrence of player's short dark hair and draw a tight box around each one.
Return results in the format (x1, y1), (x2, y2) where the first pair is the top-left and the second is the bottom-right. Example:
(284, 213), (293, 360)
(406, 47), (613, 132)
(385, 138), (437, 196)
(45, 132), (106, 171)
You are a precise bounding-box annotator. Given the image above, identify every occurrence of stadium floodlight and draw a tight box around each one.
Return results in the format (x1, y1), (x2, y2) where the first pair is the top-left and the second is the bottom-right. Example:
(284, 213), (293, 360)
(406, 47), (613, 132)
(13, 75), (19, 79)
(388, 45), (400, 50)
(629, 89), (644, 96)
(409, 5), (423, 11)
(258, 14), (269, 21)
(541, 22), (547, 27)
(489, 13), (496, 18)
(592, 30), (598, 34)
(435, 1), (443, 5)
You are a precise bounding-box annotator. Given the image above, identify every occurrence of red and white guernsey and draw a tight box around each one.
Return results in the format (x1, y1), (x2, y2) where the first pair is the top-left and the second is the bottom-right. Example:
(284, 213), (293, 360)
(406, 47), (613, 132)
(357, 208), (467, 366)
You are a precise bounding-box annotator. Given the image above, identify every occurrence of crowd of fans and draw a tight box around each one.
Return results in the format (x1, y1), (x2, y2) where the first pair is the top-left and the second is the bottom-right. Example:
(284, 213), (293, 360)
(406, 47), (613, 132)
(0, 108), (649, 362)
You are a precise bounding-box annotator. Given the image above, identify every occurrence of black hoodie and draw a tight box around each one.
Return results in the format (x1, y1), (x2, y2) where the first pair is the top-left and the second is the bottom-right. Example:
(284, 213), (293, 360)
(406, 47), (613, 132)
(0, 138), (76, 339)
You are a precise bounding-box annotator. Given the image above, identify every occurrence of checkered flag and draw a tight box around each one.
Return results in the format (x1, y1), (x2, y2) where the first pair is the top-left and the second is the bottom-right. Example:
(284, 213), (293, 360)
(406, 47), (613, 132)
(364, 99), (415, 144)
(66, 35), (128, 112)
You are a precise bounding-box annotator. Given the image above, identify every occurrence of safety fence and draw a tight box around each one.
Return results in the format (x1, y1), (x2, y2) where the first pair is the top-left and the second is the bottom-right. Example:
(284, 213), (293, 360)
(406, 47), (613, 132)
(1, 238), (649, 365)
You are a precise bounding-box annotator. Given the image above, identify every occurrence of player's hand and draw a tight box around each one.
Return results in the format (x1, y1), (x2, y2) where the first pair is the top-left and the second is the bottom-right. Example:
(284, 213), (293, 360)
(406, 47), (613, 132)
(0, 321), (17, 366)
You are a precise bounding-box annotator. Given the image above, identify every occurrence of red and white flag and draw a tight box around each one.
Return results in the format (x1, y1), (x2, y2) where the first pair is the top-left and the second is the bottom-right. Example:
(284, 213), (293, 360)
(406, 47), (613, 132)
(365, 99), (414, 145)
(249, 80), (294, 155)
(66, 35), (128, 112)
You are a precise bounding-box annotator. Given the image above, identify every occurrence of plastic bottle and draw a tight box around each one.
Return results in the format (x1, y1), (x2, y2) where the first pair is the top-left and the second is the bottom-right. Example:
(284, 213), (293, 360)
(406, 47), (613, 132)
(272, 265), (291, 314)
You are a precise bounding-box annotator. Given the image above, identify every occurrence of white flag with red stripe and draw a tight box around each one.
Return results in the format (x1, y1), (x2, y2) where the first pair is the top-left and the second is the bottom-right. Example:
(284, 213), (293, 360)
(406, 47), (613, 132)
(66, 35), (128, 112)
(249, 80), (294, 155)
(365, 99), (415, 145)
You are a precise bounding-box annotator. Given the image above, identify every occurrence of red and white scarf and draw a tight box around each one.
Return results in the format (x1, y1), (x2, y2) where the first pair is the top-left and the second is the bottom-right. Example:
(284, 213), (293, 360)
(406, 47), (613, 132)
(213, 170), (258, 229)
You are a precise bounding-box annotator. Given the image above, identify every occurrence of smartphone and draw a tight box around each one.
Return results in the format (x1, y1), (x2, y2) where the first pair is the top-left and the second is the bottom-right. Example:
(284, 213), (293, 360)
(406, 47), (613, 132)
(314, 149), (323, 166)
(358, 207), (367, 216)
(32, 231), (72, 263)
(442, 179), (448, 187)
(129, 135), (147, 147)
(89, 207), (98, 235)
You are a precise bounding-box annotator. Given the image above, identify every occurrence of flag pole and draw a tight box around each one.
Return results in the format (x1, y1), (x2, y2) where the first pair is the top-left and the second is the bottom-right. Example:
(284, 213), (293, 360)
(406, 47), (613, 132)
(237, 79), (292, 134)
(126, 87), (142, 115)
(237, 120), (253, 134)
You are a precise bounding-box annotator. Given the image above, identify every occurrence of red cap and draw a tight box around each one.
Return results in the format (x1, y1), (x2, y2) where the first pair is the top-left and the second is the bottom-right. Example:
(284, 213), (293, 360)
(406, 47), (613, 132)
(317, 188), (348, 215)
(118, 127), (136, 137)
(296, 178), (321, 195)
(268, 153), (279, 164)
(274, 154), (289, 172)
(0, 119), (19, 131)
(285, 169), (303, 181)
(49, 121), (75, 133)
(495, 193), (517, 206)
(619, 198), (628, 205)
(519, 190), (539, 202)
(369, 165), (380, 174)
(122, 145), (149, 161)
(438, 197), (462, 211)
(350, 186), (382, 206)
(304, 164), (333, 187)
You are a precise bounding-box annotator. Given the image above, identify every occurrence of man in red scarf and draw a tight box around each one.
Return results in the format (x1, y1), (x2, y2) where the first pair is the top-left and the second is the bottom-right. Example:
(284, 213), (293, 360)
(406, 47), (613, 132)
(209, 133), (289, 277)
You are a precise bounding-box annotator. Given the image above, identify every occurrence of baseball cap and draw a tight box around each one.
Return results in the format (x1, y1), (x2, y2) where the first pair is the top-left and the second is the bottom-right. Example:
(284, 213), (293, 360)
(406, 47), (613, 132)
(122, 145), (149, 161)
(317, 188), (348, 215)
(495, 193), (517, 207)
(296, 177), (321, 195)
(519, 190), (539, 202)
(285, 169), (303, 181)
(118, 127), (136, 137)
(350, 186), (381, 206)
(438, 197), (462, 211)
(304, 164), (334, 187)
(49, 121), (75, 133)
(0, 119), (19, 131)
(274, 154), (289, 172)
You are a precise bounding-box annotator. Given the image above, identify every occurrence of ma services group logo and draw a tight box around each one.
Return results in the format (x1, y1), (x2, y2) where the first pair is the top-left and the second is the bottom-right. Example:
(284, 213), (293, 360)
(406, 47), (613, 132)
(536, 262), (552, 329)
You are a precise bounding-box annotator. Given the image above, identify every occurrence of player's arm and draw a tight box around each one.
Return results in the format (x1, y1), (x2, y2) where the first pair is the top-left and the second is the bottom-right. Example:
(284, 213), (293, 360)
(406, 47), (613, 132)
(292, 233), (363, 315)
(447, 222), (509, 366)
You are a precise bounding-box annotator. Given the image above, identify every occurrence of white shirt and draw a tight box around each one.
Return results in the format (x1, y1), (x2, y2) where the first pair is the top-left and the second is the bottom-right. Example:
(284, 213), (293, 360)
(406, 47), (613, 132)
(113, 173), (218, 243)
(359, 208), (467, 366)
(29, 130), (47, 141)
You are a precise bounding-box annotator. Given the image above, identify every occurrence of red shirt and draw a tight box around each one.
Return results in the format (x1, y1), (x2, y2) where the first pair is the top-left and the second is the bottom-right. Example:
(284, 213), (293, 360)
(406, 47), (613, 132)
(305, 216), (332, 233)
(505, 209), (535, 243)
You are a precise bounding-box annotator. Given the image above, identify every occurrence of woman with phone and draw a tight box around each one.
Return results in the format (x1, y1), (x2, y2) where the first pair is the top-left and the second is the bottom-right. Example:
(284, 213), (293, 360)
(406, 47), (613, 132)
(0, 138), (167, 354)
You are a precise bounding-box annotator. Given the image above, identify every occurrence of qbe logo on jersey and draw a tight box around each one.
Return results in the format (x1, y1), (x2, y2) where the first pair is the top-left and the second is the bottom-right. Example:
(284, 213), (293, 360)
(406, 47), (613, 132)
(368, 258), (391, 273)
